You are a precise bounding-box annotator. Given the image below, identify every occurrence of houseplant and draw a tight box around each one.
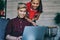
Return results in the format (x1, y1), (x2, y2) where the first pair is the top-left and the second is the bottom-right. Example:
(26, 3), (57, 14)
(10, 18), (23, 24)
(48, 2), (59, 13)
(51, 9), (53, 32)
(54, 13), (60, 40)
(54, 13), (60, 26)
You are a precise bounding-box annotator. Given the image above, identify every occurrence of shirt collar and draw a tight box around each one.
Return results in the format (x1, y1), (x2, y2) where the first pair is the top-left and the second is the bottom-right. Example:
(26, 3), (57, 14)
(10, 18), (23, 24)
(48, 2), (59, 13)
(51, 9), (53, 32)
(16, 16), (26, 20)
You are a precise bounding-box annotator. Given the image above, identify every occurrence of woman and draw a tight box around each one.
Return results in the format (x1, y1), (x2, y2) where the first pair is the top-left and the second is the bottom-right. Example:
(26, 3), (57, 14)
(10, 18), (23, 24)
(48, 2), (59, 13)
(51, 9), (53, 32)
(25, 0), (43, 26)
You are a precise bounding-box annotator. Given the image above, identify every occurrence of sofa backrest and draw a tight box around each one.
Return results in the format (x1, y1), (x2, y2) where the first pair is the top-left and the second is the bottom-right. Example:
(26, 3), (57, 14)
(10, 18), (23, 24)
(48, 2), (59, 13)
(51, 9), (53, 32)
(0, 18), (9, 40)
(22, 26), (48, 40)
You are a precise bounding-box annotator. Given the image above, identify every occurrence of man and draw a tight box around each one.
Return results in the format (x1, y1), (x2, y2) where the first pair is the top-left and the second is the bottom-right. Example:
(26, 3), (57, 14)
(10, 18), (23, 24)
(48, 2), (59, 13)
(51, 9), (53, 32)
(5, 3), (33, 40)
(25, 0), (43, 23)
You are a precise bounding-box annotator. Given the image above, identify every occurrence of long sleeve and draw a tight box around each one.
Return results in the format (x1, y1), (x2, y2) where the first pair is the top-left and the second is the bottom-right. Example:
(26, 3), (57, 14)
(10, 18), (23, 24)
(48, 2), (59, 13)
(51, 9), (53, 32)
(5, 20), (13, 36)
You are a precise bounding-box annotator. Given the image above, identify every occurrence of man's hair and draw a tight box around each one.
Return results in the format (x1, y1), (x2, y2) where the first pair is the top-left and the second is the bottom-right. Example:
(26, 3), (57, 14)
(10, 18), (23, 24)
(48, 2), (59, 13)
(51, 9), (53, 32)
(17, 3), (26, 10)
(31, 0), (40, 2)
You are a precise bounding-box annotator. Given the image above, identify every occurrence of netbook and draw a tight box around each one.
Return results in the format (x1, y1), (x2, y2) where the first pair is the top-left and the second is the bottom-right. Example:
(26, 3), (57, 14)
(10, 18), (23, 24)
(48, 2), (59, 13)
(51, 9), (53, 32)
(22, 26), (48, 40)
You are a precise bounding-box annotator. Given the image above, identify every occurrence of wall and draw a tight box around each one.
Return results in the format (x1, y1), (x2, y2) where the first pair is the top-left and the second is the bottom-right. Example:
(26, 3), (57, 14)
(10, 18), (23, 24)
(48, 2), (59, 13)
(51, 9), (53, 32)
(6, 0), (60, 26)
(6, 0), (60, 40)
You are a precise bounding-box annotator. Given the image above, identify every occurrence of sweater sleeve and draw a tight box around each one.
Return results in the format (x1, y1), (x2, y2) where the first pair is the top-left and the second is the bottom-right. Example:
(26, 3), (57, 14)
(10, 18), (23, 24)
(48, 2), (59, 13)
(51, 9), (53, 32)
(5, 20), (13, 36)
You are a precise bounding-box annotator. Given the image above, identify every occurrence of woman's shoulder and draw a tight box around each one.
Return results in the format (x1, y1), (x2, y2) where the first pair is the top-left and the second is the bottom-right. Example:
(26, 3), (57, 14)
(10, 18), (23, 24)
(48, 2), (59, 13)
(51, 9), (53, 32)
(26, 2), (31, 7)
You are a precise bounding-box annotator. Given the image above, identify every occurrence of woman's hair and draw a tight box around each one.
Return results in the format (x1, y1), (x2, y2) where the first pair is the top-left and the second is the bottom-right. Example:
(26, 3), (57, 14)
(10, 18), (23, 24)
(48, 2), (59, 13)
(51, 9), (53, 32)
(37, 0), (43, 13)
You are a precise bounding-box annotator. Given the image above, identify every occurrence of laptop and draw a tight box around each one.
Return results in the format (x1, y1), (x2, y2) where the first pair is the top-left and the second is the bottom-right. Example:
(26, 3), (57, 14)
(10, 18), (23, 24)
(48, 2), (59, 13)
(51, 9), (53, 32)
(22, 26), (48, 40)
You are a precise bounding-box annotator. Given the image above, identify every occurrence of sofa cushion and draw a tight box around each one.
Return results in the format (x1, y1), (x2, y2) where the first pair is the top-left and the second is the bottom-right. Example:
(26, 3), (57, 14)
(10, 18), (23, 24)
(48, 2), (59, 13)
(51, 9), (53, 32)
(0, 18), (9, 40)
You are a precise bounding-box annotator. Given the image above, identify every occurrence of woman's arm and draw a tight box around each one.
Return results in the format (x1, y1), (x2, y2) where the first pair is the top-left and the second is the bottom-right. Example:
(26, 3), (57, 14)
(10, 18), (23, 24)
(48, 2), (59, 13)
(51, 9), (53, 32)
(34, 12), (42, 20)
(25, 17), (37, 26)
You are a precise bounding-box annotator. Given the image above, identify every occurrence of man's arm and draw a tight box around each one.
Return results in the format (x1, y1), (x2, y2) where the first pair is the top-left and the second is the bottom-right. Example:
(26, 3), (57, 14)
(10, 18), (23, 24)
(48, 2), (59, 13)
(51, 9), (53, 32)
(6, 35), (22, 40)
(6, 35), (18, 40)
(5, 20), (17, 40)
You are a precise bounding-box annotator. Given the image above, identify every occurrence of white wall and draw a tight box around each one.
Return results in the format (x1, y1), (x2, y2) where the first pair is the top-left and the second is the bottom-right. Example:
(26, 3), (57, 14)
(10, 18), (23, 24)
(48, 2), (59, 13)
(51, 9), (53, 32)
(6, 0), (60, 40)
(37, 0), (60, 26)
(6, 0), (60, 26)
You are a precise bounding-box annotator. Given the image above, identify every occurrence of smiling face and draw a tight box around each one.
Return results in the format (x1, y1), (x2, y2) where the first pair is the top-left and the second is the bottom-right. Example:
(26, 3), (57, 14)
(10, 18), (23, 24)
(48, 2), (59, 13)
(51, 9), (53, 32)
(18, 8), (26, 18)
(31, 0), (40, 10)
(17, 3), (26, 18)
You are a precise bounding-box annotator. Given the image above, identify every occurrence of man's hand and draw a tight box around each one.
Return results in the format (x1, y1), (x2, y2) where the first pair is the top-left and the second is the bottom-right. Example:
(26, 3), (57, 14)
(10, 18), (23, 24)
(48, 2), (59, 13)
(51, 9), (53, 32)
(17, 36), (22, 40)
(6, 35), (18, 40)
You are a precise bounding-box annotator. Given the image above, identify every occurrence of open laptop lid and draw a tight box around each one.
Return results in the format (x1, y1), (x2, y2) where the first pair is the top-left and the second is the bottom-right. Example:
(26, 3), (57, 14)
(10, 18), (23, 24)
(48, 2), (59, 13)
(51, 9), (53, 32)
(22, 26), (48, 40)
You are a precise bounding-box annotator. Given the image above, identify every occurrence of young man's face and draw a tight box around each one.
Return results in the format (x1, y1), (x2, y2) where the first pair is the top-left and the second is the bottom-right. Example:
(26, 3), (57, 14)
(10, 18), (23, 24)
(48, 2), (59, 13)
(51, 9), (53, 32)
(31, 0), (40, 10)
(18, 8), (26, 18)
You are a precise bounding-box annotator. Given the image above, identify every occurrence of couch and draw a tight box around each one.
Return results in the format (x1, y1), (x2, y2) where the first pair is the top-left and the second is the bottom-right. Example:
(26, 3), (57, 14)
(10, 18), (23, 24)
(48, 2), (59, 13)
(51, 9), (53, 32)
(0, 18), (9, 40)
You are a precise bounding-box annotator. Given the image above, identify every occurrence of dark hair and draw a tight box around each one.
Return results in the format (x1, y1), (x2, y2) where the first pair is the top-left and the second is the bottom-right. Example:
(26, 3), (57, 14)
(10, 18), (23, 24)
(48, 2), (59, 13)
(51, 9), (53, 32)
(31, 0), (43, 13)
(37, 0), (43, 13)
(17, 3), (26, 10)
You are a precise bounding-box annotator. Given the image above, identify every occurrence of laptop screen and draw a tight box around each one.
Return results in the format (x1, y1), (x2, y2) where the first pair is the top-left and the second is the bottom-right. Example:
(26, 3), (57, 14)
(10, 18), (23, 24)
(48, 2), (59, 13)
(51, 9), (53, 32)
(22, 26), (48, 40)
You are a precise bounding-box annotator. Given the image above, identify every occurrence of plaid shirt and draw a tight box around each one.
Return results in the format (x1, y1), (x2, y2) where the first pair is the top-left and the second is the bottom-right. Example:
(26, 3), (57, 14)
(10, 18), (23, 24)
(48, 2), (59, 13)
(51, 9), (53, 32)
(5, 17), (33, 37)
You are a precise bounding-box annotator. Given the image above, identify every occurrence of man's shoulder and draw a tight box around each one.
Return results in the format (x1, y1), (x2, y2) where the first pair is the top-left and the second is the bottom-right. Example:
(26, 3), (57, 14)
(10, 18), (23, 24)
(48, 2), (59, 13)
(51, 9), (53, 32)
(9, 17), (18, 21)
(7, 17), (18, 25)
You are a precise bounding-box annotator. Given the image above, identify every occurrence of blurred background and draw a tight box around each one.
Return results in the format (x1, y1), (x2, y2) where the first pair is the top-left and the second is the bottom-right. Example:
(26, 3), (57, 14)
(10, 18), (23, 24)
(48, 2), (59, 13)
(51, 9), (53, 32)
(5, 0), (60, 26)
(0, 0), (60, 40)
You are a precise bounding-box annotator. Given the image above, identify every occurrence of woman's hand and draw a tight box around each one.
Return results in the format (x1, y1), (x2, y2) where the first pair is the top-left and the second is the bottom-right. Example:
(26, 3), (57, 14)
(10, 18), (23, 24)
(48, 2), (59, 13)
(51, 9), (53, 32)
(31, 22), (37, 26)
(25, 17), (37, 26)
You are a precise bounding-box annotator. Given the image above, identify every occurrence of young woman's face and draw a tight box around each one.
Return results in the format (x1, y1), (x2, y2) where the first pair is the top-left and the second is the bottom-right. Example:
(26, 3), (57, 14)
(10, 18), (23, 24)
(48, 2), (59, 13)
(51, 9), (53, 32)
(31, 0), (40, 10)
